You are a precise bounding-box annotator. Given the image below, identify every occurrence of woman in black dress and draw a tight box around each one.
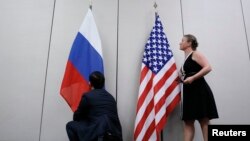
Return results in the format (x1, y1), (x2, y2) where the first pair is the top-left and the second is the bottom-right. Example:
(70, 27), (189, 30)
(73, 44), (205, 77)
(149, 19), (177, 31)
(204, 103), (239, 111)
(179, 34), (218, 141)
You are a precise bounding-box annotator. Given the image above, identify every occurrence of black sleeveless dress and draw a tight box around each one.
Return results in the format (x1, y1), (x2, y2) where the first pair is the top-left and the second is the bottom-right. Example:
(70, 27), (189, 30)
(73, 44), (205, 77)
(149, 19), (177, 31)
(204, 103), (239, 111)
(182, 53), (219, 120)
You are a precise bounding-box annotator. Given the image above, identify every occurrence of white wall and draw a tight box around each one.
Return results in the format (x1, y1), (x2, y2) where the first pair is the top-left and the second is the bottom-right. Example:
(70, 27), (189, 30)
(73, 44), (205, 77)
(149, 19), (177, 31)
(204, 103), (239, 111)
(0, 0), (54, 140)
(0, 0), (250, 141)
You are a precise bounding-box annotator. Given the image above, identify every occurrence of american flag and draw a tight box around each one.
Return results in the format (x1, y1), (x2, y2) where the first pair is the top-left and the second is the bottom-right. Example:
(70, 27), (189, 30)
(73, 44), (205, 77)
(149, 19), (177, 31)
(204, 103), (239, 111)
(134, 13), (181, 141)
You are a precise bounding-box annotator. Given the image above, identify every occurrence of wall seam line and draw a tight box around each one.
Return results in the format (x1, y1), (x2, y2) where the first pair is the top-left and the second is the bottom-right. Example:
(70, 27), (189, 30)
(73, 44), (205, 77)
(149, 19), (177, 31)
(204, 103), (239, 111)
(240, 0), (250, 61)
(38, 0), (57, 141)
(115, 0), (120, 102)
(180, 0), (185, 35)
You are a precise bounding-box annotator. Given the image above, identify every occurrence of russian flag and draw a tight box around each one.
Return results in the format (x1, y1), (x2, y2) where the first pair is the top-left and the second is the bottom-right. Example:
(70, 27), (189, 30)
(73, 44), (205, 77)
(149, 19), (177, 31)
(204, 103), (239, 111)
(60, 9), (104, 112)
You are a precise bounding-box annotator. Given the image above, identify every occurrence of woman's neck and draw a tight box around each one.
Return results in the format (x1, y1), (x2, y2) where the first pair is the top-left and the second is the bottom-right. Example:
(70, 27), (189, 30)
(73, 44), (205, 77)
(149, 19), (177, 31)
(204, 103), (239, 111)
(184, 48), (193, 58)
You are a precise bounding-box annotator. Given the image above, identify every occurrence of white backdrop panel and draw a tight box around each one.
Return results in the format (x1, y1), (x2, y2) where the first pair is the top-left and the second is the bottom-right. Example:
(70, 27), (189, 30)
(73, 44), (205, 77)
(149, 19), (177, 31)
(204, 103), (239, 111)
(0, 0), (54, 141)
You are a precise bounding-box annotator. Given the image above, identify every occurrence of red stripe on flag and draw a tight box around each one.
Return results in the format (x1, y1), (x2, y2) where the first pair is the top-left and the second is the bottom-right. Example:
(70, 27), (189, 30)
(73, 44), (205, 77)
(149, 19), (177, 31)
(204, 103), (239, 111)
(156, 93), (181, 131)
(154, 63), (176, 95)
(140, 66), (149, 83)
(134, 98), (154, 140)
(154, 78), (179, 113)
(166, 92), (181, 116)
(143, 119), (159, 141)
(60, 61), (90, 111)
(156, 90), (181, 131)
(136, 73), (154, 113)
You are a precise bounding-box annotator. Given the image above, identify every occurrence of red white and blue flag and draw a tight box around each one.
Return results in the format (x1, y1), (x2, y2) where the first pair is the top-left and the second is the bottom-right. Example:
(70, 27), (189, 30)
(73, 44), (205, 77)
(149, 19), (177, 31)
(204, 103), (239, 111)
(134, 13), (181, 141)
(60, 9), (104, 112)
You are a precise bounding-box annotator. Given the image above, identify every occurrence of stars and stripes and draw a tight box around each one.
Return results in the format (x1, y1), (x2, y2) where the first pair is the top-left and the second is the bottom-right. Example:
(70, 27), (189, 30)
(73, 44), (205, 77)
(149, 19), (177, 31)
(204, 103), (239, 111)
(134, 13), (181, 141)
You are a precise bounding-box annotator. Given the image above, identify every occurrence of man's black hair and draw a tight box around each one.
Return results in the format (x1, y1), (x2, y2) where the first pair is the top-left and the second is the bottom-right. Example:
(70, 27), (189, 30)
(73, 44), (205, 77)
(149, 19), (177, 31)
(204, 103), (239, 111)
(89, 71), (105, 89)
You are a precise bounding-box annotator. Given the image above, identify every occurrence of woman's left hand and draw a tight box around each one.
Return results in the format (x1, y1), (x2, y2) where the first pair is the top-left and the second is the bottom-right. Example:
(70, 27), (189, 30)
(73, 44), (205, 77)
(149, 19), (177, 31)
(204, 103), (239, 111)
(183, 76), (194, 84)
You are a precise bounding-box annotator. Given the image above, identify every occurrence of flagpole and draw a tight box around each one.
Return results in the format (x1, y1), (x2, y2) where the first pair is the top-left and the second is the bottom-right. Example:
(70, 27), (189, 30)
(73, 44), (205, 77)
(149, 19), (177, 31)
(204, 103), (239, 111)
(154, 2), (164, 141)
(154, 1), (158, 14)
(154, 2), (165, 141)
(89, 0), (92, 10)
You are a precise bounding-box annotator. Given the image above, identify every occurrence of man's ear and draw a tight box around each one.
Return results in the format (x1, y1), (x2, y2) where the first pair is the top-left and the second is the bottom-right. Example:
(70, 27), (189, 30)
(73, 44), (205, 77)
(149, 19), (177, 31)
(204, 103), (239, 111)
(89, 82), (93, 89)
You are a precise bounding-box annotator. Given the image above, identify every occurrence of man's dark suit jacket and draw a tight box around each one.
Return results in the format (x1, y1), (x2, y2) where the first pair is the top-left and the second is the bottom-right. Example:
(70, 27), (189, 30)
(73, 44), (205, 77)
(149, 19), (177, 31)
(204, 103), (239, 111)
(72, 89), (122, 141)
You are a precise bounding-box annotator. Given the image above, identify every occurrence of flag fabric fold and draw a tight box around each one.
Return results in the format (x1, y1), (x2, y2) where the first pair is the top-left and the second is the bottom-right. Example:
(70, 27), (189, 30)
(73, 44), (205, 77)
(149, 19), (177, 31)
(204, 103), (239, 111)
(60, 9), (104, 112)
(134, 13), (181, 141)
